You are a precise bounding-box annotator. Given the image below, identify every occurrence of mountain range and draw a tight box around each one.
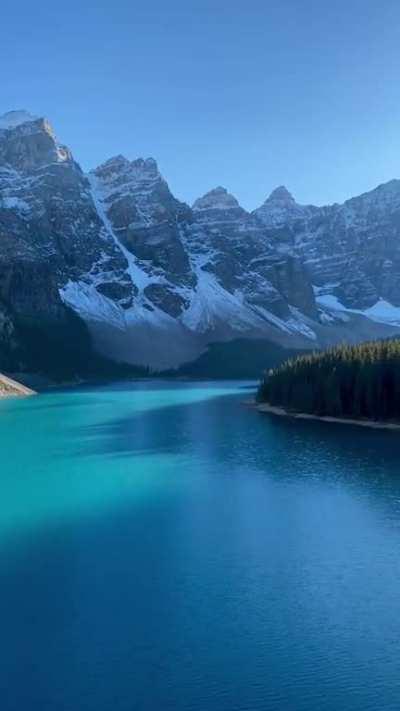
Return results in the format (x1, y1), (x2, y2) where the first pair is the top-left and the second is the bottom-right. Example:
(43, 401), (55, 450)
(1, 109), (400, 377)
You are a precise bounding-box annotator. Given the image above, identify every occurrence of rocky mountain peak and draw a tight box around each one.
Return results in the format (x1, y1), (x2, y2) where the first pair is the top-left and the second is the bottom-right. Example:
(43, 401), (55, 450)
(192, 186), (240, 212)
(0, 111), (58, 143)
(130, 157), (160, 180)
(253, 185), (313, 230)
(0, 110), (73, 170)
(265, 185), (296, 204)
(92, 154), (130, 180)
(93, 155), (161, 186)
(0, 110), (39, 130)
(98, 154), (130, 168)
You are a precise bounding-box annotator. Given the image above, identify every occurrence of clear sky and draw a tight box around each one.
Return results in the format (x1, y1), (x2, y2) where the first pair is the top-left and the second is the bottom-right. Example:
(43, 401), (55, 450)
(1, 0), (400, 210)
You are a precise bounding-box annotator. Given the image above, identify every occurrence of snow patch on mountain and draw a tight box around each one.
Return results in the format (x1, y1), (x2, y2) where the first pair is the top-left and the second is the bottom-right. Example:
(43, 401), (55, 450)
(364, 300), (400, 325)
(317, 293), (400, 327)
(60, 280), (126, 329)
(88, 172), (153, 293)
(251, 304), (317, 340)
(182, 267), (262, 334)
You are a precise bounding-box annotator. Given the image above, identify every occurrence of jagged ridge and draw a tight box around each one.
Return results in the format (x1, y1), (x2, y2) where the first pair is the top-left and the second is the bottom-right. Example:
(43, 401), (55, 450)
(1, 109), (400, 373)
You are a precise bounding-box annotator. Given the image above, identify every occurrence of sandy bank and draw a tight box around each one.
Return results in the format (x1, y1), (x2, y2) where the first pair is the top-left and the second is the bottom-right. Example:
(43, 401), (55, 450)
(257, 402), (400, 431)
(0, 373), (36, 398)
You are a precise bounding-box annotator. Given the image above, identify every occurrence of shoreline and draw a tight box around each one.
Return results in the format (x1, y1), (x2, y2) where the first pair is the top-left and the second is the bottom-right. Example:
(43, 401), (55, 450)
(0, 373), (36, 399)
(256, 401), (400, 431)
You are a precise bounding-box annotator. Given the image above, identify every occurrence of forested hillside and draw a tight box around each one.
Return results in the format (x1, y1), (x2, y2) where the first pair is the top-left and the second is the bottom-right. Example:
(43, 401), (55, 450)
(257, 340), (400, 421)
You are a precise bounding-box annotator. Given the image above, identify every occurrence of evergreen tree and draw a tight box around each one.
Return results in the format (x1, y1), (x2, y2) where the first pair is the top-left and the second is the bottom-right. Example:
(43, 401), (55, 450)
(257, 339), (400, 422)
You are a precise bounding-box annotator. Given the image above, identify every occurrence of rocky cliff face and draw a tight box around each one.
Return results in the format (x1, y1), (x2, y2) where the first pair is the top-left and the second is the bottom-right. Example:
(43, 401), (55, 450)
(189, 186), (316, 321)
(254, 181), (400, 312)
(0, 109), (399, 373)
(0, 111), (129, 373)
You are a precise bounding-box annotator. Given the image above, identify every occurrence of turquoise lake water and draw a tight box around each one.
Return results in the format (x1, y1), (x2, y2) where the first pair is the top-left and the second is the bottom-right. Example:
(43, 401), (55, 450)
(1, 380), (400, 710)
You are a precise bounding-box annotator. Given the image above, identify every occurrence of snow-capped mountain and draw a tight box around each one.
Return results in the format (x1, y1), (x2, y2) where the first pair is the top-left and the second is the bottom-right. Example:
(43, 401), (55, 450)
(0, 109), (399, 373)
(254, 181), (400, 314)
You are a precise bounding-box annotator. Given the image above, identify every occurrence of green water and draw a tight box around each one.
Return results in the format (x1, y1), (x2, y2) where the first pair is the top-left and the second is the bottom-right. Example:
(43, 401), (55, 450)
(1, 381), (400, 710)
(0, 382), (237, 543)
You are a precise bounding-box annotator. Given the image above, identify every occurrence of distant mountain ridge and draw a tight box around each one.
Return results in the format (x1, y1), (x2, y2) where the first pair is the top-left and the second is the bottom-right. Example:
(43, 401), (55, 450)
(1, 109), (400, 374)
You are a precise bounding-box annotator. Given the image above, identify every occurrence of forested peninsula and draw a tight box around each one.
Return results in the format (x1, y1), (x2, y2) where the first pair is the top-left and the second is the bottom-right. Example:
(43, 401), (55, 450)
(257, 340), (400, 425)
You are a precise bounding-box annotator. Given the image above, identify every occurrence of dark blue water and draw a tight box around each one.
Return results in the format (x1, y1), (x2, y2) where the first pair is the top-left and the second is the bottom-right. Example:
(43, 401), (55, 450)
(1, 381), (400, 710)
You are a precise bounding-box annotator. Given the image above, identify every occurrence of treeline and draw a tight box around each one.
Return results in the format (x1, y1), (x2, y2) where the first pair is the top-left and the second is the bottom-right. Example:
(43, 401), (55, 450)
(257, 339), (400, 421)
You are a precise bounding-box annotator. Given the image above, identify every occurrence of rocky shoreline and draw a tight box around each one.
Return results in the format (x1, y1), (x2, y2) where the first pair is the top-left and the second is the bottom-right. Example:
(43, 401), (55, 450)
(0, 373), (36, 398)
(257, 402), (400, 431)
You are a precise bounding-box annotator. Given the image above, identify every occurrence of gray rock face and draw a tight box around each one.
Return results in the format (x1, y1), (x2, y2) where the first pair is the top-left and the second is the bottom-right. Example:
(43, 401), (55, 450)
(93, 156), (192, 278)
(0, 114), (72, 171)
(254, 181), (400, 310)
(91, 155), (194, 317)
(190, 186), (316, 319)
(0, 112), (132, 370)
(254, 185), (318, 229)
(0, 109), (399, 372)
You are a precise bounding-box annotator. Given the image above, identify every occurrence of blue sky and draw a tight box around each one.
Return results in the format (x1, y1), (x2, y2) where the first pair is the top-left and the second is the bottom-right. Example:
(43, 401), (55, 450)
(1, 0), (400, 209)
